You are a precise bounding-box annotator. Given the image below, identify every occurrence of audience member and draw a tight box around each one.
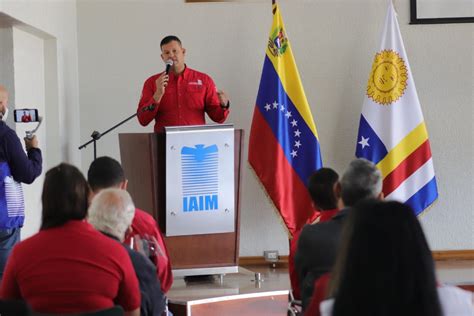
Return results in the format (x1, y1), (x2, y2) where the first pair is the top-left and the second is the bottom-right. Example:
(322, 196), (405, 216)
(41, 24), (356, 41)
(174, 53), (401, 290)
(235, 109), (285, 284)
(88, 188), (166, 316)
(289, 168), (340, 300)
(295, 158), (383, 309)
(88, 156), (173, 293)
(0, 163), (140, 315)
(0, 85), (42, 279)
(319, 200), (473, 316)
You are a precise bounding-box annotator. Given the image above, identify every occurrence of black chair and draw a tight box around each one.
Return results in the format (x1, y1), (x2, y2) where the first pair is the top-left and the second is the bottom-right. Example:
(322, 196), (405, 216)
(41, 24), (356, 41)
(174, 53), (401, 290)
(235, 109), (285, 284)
(33, 306), (124, 316)
(73, 306), (124, 316)
(0, 299), (33, 316)
(287, 291), (303, 316)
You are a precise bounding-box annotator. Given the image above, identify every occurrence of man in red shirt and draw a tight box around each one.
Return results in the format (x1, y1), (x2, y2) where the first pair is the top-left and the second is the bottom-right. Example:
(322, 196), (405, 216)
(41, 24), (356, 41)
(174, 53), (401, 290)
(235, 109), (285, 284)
(137, 35), (230, 132)
(88, 156), (173, 294)
(289, 168), (340, 301)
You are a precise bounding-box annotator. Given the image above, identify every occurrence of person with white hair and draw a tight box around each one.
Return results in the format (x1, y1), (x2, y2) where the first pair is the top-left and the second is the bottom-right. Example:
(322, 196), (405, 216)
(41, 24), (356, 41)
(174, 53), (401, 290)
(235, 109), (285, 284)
(295, 158), (384, 310)
(87, 156), (173, 293)
(88, 188), (166, 316)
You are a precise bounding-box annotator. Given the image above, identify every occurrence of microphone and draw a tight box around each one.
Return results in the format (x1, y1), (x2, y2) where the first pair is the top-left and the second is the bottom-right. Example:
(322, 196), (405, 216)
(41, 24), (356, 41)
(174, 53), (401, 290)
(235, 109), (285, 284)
(165, 59), (173, 75)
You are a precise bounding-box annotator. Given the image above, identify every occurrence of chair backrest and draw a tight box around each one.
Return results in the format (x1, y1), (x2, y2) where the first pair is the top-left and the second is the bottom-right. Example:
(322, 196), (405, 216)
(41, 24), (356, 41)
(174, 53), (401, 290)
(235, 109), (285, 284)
(75, 306), (124, 316)
(33, 306), (125, 316)
(287, 291), (303, 316)
(0, 299), (33, 316)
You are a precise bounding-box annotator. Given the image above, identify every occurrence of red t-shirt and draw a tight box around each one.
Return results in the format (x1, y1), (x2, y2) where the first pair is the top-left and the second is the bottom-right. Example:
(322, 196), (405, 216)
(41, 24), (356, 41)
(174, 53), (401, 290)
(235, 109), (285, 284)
(305, 273), (331, 316)
(0, 220), (140, 314)
(289, 209), (339, 299)
(124, 208), (173, 293)
(137, 67), (229, 132)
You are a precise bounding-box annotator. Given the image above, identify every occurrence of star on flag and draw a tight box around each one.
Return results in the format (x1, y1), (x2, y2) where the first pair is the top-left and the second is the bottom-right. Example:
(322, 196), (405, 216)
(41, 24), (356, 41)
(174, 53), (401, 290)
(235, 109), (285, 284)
(263, 100), (304, 159)
(358, 136), (370, 149)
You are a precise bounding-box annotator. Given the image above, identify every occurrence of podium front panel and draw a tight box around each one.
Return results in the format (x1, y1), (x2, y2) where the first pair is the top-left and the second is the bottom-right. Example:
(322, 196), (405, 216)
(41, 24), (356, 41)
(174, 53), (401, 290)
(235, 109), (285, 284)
(165, 125), (235, 236)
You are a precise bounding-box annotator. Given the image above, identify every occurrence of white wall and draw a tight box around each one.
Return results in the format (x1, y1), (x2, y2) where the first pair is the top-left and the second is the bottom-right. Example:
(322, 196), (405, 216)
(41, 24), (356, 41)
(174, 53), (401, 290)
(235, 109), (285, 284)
(76, 0), (473, 255)
(0, 0), (80, 238)
(0, 0), (80, 167)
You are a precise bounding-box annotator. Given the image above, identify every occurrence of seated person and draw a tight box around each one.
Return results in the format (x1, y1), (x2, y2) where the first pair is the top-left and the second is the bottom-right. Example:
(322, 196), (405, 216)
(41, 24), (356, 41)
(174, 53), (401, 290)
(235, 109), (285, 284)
(88, 156), (173, 293)
(88, 188), (166, 316)
(295, 158), (383, 309)
(0, 163), (140, 316)
(289, 168), (340, 300)
(318, 200), (473, 316)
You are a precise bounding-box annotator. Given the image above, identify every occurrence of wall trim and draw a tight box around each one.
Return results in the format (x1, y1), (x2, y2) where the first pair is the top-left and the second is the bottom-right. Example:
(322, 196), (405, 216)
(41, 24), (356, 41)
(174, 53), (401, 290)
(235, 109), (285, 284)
(239, 255), (289, 267)
(239, 250), (474, 266)
(432, 250), (474, 261)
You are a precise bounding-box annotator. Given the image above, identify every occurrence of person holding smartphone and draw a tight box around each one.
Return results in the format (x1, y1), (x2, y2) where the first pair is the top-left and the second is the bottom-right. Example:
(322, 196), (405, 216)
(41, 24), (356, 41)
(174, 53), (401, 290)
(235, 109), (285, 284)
(0, 85), (42, 279)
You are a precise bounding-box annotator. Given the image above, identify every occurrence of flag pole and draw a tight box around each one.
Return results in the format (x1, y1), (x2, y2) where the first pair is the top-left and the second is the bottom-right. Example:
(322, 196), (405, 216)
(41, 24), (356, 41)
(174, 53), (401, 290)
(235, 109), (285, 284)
(272, 0), (276, 14)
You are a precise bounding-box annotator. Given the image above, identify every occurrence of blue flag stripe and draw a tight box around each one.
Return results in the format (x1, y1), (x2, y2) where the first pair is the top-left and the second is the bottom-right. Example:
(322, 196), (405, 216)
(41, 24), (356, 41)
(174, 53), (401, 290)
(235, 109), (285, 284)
(405, 177), (438, 216)
(355, 115), (388, 164)
(256, 56), (322, 184)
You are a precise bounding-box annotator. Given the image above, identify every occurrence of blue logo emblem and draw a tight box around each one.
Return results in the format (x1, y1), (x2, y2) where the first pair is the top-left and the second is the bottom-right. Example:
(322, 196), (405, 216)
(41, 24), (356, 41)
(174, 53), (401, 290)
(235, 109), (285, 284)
(181, 144), (218, 212)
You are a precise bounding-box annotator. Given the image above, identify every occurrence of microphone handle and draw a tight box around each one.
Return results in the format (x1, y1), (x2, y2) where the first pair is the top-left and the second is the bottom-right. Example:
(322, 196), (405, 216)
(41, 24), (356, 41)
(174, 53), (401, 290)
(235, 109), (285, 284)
(141, 104), (155, 112)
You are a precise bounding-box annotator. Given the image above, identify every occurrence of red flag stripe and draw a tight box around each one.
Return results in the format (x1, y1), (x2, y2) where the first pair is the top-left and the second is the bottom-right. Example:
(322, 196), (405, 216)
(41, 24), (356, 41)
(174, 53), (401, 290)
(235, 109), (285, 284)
(249, 107), (315, 236)
(382, 139), (432, 197)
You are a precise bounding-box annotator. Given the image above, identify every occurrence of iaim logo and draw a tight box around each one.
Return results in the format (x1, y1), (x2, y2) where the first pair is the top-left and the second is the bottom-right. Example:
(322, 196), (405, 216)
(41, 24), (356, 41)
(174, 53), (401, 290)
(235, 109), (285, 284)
(181, 144), (218, 212)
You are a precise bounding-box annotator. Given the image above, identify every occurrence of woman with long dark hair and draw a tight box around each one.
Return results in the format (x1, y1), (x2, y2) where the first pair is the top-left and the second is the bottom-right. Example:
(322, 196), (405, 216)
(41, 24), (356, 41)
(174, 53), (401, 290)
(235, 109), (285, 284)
(319, 200), (472, 316)
(1, 163), (141, 315)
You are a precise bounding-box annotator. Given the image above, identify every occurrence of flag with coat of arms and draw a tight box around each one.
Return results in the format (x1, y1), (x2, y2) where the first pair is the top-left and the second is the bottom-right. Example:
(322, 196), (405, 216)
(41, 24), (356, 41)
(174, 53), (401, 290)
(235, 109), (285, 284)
(355, 1), (438, 215)
(249, 1), (323, 236)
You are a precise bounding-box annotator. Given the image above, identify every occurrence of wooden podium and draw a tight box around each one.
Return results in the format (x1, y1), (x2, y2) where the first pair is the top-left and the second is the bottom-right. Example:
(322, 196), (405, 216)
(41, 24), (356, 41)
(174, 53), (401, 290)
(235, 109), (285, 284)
(119, 129), (243, 275)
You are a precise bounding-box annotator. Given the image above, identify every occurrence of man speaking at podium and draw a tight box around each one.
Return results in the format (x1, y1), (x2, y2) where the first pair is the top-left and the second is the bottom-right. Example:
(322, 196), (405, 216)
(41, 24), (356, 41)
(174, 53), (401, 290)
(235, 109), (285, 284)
(137, 35), (230, 132)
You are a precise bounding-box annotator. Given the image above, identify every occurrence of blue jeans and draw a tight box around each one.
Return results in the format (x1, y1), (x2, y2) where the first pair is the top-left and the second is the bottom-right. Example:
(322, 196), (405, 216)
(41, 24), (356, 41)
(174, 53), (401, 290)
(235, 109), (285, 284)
(0, 228), (20, 279)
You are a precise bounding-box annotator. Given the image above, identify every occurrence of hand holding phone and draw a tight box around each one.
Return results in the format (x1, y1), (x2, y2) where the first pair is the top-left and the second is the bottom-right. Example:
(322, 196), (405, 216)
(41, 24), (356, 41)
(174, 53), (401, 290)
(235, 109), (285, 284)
(24, 135), (38, 150)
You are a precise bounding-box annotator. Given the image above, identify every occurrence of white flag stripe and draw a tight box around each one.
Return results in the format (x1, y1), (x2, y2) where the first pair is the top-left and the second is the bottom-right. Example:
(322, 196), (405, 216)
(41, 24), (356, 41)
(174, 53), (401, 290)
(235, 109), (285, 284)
(361, 2), (426, 152)
(385, 158), (435, 202)
(362, 92), (425, 151)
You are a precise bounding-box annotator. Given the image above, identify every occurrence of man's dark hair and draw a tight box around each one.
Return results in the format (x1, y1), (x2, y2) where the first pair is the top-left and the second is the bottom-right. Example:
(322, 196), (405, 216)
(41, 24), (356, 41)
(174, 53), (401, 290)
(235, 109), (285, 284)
(41, 163), (89, 229)
(307, 168), (339, 210)
(160, 35), (182, 48)
(330, 200), (442, 316)
(87, 156), (125, 192)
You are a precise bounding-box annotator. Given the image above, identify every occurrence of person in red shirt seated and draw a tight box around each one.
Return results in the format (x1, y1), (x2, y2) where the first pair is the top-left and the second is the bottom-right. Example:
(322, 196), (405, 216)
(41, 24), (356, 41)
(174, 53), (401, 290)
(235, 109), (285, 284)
(295, 159), (384, 310)
(288, 168), (340, 300)
(316, 200), (473, 316)
(137, 35), (230, 132)
(88, 188), (166, 316)
(0, 163), (140, 315)
(88, 156), (173, 293)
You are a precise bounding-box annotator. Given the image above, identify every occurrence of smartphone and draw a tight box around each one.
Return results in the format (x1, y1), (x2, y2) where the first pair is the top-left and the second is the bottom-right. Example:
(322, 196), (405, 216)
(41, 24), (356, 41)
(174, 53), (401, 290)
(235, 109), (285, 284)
(13, 109), (39, 123)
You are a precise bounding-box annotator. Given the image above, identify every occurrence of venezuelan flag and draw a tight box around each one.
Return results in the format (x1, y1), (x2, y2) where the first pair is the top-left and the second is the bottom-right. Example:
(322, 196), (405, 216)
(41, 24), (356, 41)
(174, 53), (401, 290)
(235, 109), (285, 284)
(355, 2), (438, 215)
(248, 2), (323, 236)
